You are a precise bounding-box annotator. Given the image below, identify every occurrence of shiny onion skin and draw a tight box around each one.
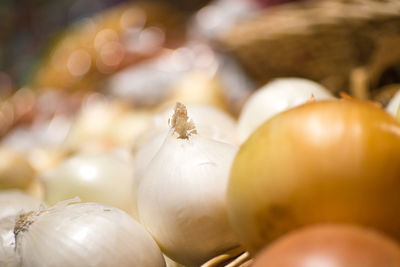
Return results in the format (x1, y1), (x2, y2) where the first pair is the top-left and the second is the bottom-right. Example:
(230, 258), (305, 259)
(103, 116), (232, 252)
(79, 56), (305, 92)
(252, 224), (400, 267)
(227, 100), (400, 254)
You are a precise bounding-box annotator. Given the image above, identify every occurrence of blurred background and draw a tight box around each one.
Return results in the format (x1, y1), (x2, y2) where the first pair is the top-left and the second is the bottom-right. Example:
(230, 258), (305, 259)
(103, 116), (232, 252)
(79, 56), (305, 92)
(0, 0), (400, 139)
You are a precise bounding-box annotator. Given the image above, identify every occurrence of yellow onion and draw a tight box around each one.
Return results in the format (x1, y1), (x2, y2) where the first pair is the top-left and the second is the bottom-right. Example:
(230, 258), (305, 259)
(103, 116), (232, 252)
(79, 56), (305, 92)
(0, 148), (35, 191)
(252, 224), (400, 267)
(228, 100), (400, 254)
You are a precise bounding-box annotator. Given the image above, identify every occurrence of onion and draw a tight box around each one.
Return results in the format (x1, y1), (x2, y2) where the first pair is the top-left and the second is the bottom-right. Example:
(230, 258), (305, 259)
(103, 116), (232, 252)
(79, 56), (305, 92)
(133, 131), (167, 203)
(252, 224), (400, 267)
(3, 201), (166, 267)
(228, 100), (400, 254)
(41, 152), (137, 217)
(138, 103), (238, 266)
(133, 104), (237, 203)
(0, 216), (19, 267)
(237, 78), (334, 143)
(0, 148), (35, 191)
(0, 191), (43, 266)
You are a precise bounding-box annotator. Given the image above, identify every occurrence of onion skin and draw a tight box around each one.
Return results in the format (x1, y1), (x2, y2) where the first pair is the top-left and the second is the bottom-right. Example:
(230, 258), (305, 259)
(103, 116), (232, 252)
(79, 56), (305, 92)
(252, 224), (400, 267)
(228, 100), (400, 254)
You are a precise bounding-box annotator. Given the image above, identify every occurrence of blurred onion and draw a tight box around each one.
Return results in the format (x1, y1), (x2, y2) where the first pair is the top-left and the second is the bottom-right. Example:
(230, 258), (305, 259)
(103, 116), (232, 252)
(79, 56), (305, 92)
(237, 78), (334, 143)
(0, 148), (35, 191)
(41, 152), (137, 217)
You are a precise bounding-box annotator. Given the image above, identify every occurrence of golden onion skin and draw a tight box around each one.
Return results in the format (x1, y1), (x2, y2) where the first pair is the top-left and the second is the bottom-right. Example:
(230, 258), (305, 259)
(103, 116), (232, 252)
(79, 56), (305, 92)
(252, 224), (400, 267)
(227, 100), (400, 254)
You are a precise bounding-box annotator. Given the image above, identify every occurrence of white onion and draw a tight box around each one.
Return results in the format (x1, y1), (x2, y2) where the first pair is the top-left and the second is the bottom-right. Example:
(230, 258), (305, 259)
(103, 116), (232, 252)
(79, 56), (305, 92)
(133, 104), (237, 196)
(133, 131), (167, 204)
(41, 152), (137, 217)
(0, 216), (19, 267)
(237, 78), (335, 143)
(138, 103), (238, 266)
(7, 201), (165, 267)
(0, 191), (42, 266)
(0, 190), (42, 220)
(386, 90), (400, 117)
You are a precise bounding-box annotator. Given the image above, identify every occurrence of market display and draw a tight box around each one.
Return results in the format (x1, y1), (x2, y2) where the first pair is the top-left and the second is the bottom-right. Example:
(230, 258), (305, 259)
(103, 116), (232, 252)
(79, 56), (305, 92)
(1, 0), (400, 266)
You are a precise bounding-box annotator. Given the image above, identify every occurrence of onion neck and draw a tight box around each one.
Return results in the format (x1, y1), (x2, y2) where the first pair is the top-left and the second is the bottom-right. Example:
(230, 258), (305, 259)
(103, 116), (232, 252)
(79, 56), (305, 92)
(170, 102), (197, 139)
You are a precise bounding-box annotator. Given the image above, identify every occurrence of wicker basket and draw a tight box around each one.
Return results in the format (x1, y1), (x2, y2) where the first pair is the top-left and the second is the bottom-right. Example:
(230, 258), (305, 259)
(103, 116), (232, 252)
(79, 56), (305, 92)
(220, 0), (400, 104)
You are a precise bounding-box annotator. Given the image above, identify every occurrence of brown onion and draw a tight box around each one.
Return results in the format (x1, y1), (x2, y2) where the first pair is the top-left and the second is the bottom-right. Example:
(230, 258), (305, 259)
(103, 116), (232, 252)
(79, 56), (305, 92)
(252, 224), (400, 267)
(228, 100), (400, 254)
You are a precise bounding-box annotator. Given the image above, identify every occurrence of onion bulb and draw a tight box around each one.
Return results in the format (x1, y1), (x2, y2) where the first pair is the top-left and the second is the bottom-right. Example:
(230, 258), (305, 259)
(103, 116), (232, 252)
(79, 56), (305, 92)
(0, 190), (42, 220)
(228, 100), (400, 254)
(133, 104), (237, 203)
(237, 78), (334, 143)
(386, 90), (400, 118)
(138, 103), (238, 266)
(0, 148), (35, 191)
(3, 201), (166, 267)
(41, 152), (137, 217)
(0, 191), (42, 266)
(252, 224), (400, 267)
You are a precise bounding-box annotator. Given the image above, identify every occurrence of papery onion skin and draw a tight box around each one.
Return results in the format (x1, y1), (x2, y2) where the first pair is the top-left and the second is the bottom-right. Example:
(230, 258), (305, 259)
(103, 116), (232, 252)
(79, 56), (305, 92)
(14, 202), (166, 267)
(41, 153), (137, 217)
(252, 224), (400, 267)
(138, 132), (239, 267)
(237, 78), (334, 143)
(152, 104), (238, 145)
(228, 100), (400, 254)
